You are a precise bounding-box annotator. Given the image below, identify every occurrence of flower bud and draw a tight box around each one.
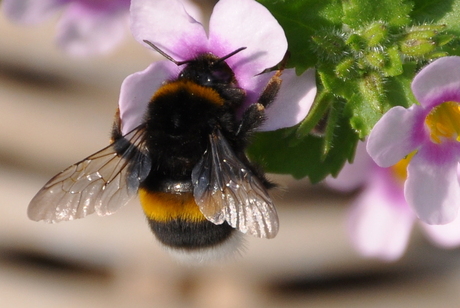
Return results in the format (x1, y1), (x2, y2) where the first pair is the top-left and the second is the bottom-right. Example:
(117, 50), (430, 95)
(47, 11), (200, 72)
(362, 22), (388, 47)
(312, 32), (346, 60)
(346, 33), (366, 52)
(365, 50), (387, 69)
(399, 24), (447, 58)
(335, 57), (357, 80)
(400, 37), (436, 57)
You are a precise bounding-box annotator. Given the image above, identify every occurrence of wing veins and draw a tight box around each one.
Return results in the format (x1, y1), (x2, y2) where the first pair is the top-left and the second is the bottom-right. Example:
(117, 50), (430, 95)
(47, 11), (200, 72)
(192, 129), (279, 238)
(28, 125), (151, 223)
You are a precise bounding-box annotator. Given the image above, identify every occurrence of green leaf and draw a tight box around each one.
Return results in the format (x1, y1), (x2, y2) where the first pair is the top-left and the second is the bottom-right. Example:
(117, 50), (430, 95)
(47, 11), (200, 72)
(358, 72), (386, 113)
(386, 62), (418, 108)
(257, 0), (343, 72)
(318, 64), (360, 99)
(346, 91), (382, 138)
(322, 98), (345, 158)
(383, 46), (404, 77)
(345, 63), (417, 138)
(412, 0), (458, 27)
(247, 117), (359, 183)
(342, 0), (413, 28)
(296, 88), (332, 139)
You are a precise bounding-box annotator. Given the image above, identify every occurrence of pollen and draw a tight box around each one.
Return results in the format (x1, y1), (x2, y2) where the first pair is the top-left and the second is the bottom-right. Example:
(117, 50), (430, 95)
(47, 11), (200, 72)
(425, 101), (460, 144)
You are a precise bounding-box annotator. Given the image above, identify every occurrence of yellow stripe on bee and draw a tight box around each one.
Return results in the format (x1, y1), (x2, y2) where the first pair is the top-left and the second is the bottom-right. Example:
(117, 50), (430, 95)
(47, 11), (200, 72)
(152, 80), (224, 106)
(139, 188), (207, 222)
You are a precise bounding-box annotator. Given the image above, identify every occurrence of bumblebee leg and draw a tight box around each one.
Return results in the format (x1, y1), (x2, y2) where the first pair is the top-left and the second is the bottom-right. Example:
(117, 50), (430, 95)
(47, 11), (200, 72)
(236, 103), (266, 135)
(257, 50), (289, 108)
(234, 105), (277, 190)
(257, 70), (283, 108)
(111, 108), (123, 142)
(236, 51), (289, 135)
(237, 69), (283, 135)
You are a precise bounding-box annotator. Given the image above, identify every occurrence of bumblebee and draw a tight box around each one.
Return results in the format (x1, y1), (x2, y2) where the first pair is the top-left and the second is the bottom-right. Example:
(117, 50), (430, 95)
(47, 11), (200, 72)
(28, 41), (282, 259)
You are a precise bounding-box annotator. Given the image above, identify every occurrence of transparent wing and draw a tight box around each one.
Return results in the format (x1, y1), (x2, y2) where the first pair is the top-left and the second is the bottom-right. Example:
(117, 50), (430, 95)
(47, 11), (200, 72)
(28, 126), (151, 223)
(191, 129), (278, 238)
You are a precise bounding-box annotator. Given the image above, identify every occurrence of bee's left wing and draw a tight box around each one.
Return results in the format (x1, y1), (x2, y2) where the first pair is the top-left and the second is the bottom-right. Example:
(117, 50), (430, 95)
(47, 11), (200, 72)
(191, 129), (279, 238)
(28, 126), (151, 223)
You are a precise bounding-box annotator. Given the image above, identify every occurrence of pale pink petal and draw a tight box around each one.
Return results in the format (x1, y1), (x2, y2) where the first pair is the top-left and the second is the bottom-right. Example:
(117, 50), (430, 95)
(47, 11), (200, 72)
(411, 158), (460, 247)
(119, 61), (180, 135)
(208, 0), (287, 80)
(405, 153), (460, 224)
(258, 68), (316, 131)
(347, 176), (415, 261)
(422, 214), (460, 248)
(412, 56), (460, 108)
(325, 140), (373, 192)
(180, 0), (203, 23)
(367, 105), (419, 168)
(2, 0), (61, 24)
(56, 4), (128, 56)
(130, 0), (208, 61)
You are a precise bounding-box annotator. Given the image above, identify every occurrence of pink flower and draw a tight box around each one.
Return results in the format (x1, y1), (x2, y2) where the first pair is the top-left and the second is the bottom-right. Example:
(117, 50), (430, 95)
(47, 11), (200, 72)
(326, 141), (460, 261)
(2, 0), (130, 55)
(119, 0), (316, 135)
(367, 56), (460, 225)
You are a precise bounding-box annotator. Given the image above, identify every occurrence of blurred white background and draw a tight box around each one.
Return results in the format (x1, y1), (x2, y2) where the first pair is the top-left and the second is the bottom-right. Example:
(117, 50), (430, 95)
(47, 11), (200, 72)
(2, 1), (460, 307)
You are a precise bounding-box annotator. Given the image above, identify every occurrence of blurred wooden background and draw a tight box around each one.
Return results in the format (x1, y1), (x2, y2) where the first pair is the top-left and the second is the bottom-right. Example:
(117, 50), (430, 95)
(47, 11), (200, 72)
(2, 1), (460, 307)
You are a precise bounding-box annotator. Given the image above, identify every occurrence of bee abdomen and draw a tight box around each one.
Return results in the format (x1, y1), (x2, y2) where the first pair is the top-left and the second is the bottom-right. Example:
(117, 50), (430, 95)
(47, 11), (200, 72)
(139, 188), (234, 249)
(148, 218), (234, 249)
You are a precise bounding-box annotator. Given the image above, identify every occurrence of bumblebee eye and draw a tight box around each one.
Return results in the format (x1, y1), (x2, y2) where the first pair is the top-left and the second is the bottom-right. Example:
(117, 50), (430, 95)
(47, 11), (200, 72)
(201, 74), (213, 85)
(211, 68), (232, 84)
(185, 72), (212, 86)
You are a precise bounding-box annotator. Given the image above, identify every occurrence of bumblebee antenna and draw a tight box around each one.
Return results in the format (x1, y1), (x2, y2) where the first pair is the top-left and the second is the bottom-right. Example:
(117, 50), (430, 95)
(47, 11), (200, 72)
(215, 47), (247, 64)
(143, 40), (246, 67)
(143, 40), (188, 66)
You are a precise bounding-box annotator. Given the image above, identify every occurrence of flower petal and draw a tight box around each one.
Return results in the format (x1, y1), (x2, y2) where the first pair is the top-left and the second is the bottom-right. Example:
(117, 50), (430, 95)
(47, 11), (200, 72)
(367, 105), (419, 168)
(258, 68), (316, 131)
(325, 141), (373, 192)
(119, 61), (179, 135)
(2, 0), (61, 24)
(208, 0), (287, 79)
(405, 153), (460, 224)
(412, 56), (460, 108)
(347, 176), (414, 261)
(130, 0), (208, 61)
(56, 3), (128, 56)
(422, 214), (460, 248)
(179, 0), (203, 23)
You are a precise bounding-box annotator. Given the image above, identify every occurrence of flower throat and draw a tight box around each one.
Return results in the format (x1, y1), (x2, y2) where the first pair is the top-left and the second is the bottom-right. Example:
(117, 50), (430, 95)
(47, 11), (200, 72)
(425, 101), (460, 144)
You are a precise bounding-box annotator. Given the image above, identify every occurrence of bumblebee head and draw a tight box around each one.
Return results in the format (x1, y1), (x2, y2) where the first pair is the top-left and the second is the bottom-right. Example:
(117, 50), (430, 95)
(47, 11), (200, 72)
(143, 40), (245, 87)
(177, 53), (239, 87)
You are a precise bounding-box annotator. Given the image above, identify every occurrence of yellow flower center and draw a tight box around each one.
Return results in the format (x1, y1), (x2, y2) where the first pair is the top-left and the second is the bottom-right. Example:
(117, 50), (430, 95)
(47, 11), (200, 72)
(425, 101), (460, 144)
(390, 151), (416, 183)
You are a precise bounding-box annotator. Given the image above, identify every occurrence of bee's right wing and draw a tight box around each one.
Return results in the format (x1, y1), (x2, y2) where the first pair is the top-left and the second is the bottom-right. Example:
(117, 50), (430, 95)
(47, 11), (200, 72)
(191, 129), (279, 239)
(28, 126), (151, 223)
